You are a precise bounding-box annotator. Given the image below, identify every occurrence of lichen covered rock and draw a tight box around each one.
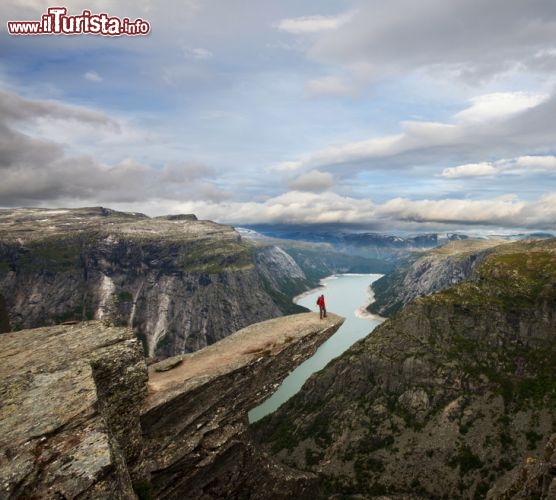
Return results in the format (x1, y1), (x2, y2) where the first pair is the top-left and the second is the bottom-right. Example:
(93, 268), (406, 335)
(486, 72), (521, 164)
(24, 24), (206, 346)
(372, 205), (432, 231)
(0, 312), (344, 499)
(0, 321), (147, 499)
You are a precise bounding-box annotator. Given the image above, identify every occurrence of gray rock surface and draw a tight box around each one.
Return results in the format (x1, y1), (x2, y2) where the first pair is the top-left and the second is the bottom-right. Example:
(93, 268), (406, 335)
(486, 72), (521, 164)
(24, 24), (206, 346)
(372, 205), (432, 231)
(0, 207), (310, 358)
(142, 312), (344, 499)
(487, 434), (556, 499)
(0, 312), (344, 499)
(368, 238), (509, 316)
(0, 321), (147, 499)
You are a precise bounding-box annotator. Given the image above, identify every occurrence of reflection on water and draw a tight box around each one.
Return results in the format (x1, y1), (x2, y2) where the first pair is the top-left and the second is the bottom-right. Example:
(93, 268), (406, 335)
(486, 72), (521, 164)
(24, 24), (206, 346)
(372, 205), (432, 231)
(248, 274), (383, 423)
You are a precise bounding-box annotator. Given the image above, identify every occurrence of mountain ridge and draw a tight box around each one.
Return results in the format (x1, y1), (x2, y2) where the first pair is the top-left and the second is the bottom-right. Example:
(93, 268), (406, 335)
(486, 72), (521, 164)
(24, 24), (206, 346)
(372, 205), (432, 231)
(0, 207), (306, 358)
(368, 238), (510, 317)
(255, 238), (556, 498)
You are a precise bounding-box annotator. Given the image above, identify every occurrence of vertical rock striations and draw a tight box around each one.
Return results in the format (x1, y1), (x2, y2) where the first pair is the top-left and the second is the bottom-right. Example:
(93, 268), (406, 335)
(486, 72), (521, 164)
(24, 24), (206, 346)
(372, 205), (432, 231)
(0, 207), (312, 359)
(368, 238), (509, 317)
(252, 245), (310, 314)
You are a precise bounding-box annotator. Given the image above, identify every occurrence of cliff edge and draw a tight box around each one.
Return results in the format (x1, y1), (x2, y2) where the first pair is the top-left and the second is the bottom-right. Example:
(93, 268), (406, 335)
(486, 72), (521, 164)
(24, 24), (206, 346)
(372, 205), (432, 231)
(142, 312), (344, 499)
(0, 312), (344, 499)
(0, 322), (147, 499)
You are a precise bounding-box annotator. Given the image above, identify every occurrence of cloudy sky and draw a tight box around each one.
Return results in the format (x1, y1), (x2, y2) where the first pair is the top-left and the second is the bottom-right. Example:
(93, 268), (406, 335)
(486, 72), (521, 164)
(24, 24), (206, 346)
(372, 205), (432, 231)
(1, 0), (556, 231)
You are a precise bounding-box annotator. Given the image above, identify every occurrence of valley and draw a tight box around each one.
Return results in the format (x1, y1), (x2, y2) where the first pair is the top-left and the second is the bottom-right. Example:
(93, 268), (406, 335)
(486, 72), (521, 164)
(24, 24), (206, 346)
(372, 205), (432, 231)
(1, 208), (555, 498)
(255, 238), (556, 498)
(0, 207), (376, 359)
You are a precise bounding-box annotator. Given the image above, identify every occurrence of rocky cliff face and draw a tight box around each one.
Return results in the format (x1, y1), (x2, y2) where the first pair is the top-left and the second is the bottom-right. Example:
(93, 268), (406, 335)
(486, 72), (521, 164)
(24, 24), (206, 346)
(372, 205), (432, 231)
(368, 239), (509, 316)
(143, 312), (344, 499)
(252, 245), (310, 314)
(0, 322), (148, 499)
(0, 313), (344, 499)
(256, 239), (556, 498)
(239, 229), (395, 277)
(487, 434), (556, 499)
(0, 207), (310, 358)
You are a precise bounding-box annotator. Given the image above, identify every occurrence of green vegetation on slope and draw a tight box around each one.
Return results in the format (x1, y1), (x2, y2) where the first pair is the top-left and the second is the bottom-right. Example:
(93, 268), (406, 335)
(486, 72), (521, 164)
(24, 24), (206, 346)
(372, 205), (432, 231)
(177, 240), (254, 273)
(255, 238), (556, 498)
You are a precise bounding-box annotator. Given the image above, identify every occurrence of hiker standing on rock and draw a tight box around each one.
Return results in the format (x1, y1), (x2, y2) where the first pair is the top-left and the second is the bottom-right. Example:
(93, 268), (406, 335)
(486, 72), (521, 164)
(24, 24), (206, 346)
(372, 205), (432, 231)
(316, 294), (327, 319)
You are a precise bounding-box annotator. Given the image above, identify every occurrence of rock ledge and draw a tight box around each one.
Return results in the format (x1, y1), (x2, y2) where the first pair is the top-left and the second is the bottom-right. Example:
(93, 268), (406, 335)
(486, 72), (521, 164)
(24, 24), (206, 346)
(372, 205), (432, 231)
(1, 312), (344, 499)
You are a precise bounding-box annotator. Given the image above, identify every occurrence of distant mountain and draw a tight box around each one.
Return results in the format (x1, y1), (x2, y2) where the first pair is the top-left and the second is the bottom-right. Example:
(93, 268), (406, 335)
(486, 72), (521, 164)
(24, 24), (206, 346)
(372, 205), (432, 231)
(246, 225), (438, 248)
(368, 238), (510, 317)
(243, 225), (441, 263)
(239, 228), (395, 277)
(244, 224), (554, 267)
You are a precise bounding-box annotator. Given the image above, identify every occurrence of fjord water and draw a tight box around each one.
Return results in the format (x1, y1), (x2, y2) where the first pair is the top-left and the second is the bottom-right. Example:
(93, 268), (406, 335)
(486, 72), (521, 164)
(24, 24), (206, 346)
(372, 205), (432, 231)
(249, 274), (383, 423)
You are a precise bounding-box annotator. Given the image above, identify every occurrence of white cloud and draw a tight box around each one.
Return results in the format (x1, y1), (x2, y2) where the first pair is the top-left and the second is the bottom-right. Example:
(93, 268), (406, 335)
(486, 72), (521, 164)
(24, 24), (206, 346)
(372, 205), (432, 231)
(277, 122), (457, 171)
(84, 71), (103, 83)
(267, 89), (556, 173)
(454, 92), (547, 124)
(161, 191), (378, 225)
(305, 0), (556, 85)
(2, 4), (556, 232)
(276, 12), (353, 35)
(108, 190), (556, 230)
(0, 89), (229, 205)
(269, 161), (303, 173)
(377, 197), (527, 225)
(515, 155), (556, 170)
(0, 88), (118, 128)
(441, 155), (556, 179)
(534, 47), (556, 59)
(441, 162), (499, 179)
(288, 169), (333, 192)
(160, 162), (215, 183)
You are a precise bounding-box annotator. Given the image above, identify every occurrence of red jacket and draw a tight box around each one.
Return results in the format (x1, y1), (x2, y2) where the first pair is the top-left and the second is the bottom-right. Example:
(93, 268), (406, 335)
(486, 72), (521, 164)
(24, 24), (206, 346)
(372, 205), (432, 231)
(316, 295), (325, 308)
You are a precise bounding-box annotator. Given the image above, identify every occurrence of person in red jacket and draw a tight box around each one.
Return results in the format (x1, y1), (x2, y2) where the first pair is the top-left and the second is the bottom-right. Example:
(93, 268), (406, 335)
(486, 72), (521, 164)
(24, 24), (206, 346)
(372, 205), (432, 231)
(316, 294), (327, 319)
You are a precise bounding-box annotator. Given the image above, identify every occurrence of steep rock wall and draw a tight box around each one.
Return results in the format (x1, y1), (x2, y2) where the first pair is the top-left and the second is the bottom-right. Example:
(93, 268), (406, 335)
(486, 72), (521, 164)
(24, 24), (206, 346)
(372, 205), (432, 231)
(368, 238), (509, 316)
(253, 245), (310, 314)
(0, 207), (309, 358)
(0, 322), (148, 499)
(0, 313), (344, 499)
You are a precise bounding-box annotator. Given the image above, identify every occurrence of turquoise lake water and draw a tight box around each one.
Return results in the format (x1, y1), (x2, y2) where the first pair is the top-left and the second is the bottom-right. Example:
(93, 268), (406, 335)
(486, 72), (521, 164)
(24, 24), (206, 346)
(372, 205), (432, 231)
(248, 273), (383, 423)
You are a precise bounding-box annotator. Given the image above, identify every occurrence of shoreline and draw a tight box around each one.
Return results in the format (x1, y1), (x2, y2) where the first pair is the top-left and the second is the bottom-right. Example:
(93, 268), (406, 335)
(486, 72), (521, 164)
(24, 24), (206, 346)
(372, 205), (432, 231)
(292, 275), (334, 303)
(355, 284), (386, 322)
(251, 273), (386, 421)
(292, 284), (326, 304)
(294, 274), (386, 322)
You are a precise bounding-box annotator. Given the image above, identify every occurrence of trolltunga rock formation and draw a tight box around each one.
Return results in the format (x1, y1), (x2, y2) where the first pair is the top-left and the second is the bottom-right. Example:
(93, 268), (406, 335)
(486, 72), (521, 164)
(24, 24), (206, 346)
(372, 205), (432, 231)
(0, 312), (344, 499)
